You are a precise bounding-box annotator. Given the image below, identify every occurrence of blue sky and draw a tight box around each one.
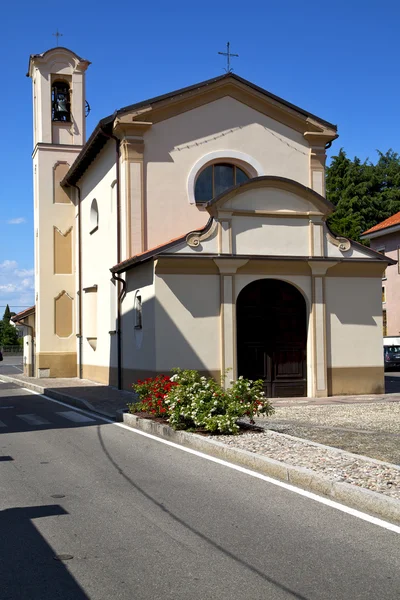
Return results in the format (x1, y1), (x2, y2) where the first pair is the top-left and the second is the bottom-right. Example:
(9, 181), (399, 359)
(1, 0), (400, 314)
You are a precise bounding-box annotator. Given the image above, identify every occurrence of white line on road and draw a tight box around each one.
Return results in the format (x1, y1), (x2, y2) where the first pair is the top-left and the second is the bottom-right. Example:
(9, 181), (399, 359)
(57, 410), (96, 423)
(0, 420), (6, 427)
(18, 413), (51, 426)
(21, 387), (400, 535)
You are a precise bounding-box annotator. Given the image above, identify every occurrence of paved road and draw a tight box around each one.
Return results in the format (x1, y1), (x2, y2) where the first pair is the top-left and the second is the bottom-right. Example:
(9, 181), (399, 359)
(0, 354), (23, 375)
(0, 382), (399, 599)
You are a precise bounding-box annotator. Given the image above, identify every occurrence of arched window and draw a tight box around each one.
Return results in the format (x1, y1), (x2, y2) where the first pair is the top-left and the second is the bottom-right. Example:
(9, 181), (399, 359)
(90, 199), (99, 233)
(134, 291), (142, 330)
(52, 80), (71, 122)
(194, 163), (249, 203)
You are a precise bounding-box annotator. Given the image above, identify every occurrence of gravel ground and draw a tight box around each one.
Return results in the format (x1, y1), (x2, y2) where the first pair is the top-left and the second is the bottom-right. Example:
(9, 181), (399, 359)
(209, 402), (400, 500)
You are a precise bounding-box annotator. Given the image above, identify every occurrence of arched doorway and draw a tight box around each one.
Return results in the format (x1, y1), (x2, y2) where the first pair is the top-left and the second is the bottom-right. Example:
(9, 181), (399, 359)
(237, 279), (307, 398)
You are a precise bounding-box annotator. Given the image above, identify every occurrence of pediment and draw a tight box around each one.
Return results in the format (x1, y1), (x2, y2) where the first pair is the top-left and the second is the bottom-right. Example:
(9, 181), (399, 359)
(205, 177), (334, 218)
(28, 47), (90, 77)
(114, 75), (337, 141)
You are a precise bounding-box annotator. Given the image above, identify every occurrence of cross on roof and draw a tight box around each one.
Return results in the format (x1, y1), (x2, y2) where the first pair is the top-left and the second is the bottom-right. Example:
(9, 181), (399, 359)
(218, 42), (239, 73)
(52, 29), (63, 46)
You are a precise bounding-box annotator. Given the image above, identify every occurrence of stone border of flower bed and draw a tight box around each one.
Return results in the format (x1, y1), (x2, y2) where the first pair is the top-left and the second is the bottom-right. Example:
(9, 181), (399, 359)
(123, 412), (400, 526)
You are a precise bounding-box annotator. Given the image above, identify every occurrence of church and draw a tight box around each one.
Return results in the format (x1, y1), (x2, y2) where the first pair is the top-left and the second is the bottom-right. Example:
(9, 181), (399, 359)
(20, 45), (392, 398)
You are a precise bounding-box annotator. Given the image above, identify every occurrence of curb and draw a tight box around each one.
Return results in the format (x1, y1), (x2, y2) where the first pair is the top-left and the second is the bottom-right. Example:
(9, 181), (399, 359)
(122, 413), (400, 525)
(0, 374), (116, 419)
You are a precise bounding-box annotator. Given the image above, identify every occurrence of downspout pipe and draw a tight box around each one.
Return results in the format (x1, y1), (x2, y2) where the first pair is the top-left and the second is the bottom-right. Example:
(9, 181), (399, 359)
(99, 127), (123, 389)
(13, 319), (34, 377)
(70, 182), (83, 379)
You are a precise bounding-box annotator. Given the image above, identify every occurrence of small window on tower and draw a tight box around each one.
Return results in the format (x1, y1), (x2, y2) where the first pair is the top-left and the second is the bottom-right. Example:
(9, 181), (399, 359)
(52, 80), (71, 122)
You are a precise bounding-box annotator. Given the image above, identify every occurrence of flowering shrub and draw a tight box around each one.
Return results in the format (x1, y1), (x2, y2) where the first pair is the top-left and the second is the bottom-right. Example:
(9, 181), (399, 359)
(165, 369), (274, 434)
(128, 375), (178, 417)
(128, 369), (274, 435)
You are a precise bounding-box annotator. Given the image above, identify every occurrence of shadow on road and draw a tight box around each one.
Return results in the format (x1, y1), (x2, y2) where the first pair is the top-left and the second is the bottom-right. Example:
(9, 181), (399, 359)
(0, 504), (89, 599)
(95, 426), (310, 600)
(0, 388), (108, 434)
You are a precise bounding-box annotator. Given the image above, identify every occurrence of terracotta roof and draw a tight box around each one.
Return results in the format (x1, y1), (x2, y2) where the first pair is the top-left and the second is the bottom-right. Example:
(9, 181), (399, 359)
(11, 306), (35, 322)
(362, 212), (400, 236)
(111, 220), (212, 274)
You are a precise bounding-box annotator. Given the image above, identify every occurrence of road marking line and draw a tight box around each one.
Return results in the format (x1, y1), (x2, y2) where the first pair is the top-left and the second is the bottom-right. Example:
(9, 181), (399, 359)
(57, 410), (95, 423)
(18, 413), (51, 426)
(0, 406), (15, 410)
(21, 387), (400, 534)
(0, 420), (6, 427)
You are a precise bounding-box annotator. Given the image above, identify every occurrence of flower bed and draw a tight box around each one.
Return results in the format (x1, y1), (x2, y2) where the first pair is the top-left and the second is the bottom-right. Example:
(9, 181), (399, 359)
(128, 369), (274, 435)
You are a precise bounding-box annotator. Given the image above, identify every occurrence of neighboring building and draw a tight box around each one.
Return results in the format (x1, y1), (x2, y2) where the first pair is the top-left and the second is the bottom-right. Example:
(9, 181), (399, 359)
(11, 306), (35, 376)
(361, 212), (400, 336)
(27, 46), (393, 398)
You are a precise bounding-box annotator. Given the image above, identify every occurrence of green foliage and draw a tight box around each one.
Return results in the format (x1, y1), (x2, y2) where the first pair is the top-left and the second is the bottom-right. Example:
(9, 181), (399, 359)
(326, 149), (400, 242)
(166, 369), (274, 434)
(0, 306), (19, 348)
(128, 369), (275, 435)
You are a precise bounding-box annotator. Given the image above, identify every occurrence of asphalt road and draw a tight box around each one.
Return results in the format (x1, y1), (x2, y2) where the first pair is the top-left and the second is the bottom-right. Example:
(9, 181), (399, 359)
(0, 354), (24, 375)
(0, 381), (399, 599)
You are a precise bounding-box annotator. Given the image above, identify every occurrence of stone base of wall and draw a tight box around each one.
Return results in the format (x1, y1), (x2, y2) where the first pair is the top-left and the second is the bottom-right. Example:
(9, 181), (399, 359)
(82, 364), (117, 387)
(327, 366), (384, 396)
(36, 352), (77, 378)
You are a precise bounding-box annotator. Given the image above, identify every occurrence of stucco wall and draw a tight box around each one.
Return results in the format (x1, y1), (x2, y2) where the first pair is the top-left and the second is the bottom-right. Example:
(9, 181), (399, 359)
(154, 273), (221, 375)
(232, 216), (309, 256)
(35, 146), (80, 353)
(370, 233), (400, 336)
(122, 263), (156, 385)
(325, 276), (384, 395)
(144, 96), (310, 249)
(78, 141), (118, 381)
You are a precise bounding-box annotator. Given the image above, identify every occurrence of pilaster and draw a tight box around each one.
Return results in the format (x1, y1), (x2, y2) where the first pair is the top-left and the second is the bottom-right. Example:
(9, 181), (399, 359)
(214, 259), (249, 386)
(120, 137), (145, 256)
(308, 261), (337, 397)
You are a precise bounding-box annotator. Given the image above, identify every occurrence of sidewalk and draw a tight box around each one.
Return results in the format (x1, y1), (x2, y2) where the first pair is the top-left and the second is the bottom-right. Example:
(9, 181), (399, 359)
(1, 371), (399, 418)
(0, 372), (134, 418)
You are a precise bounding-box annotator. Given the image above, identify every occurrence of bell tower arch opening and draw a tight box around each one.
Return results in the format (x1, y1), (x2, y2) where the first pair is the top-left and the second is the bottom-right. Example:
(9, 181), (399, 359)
(237, 278), (308, 398)
(52, 80), (71, 122)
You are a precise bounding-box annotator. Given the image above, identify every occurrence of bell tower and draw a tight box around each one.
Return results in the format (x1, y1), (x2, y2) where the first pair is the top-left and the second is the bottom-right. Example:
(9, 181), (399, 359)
(28, 48), (90, 377)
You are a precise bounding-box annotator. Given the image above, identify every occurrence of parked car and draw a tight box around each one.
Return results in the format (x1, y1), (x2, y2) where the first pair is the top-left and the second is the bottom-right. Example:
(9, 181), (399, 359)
(384, 345), (400, 370)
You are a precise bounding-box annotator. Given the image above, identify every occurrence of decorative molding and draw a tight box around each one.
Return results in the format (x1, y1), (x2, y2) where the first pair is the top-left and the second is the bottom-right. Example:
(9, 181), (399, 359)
(54, 291), (73, 338)
(53, 162), (71, 204)
(54, 225), (73, 236)
(325, 230), (351, 252)
(186, 220), (218, 247)
(54, 226), (73, 274)
(307, 261), (338, 276)
(87, 337), (97, 351)
(213, 258), (249, 274)
(54, 289), (73, 301)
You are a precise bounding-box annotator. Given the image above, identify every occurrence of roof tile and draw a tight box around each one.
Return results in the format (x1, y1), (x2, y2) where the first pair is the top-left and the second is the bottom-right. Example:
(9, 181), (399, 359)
(363, 211), (400, 236)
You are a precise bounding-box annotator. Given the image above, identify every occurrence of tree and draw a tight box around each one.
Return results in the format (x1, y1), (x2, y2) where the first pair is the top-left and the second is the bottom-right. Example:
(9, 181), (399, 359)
(326, 149), (400, 242)
(0, 306), (19, 347)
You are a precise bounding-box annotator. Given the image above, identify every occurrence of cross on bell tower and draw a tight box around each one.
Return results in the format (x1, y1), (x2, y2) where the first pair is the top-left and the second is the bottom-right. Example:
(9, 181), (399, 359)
(218, 42), (239, 73)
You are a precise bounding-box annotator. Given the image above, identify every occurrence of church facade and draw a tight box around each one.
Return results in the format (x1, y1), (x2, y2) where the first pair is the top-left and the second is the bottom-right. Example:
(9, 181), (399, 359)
(26, 46), (391, 397)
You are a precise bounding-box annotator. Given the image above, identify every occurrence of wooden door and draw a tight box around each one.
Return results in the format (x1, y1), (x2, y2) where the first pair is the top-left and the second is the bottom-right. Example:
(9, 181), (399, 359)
(237, 279), (307, 398)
